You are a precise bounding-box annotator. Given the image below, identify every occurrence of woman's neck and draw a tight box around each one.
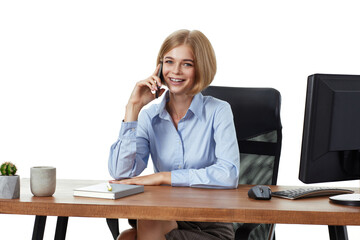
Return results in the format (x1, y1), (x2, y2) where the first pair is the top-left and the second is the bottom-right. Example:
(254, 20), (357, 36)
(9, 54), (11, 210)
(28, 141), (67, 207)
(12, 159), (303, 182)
(166, 92), (194, 127)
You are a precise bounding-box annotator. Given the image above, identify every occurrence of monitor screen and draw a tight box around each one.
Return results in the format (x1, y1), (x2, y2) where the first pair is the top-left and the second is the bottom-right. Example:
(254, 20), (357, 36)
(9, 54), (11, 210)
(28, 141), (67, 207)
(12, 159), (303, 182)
(299, 74), (360, 183)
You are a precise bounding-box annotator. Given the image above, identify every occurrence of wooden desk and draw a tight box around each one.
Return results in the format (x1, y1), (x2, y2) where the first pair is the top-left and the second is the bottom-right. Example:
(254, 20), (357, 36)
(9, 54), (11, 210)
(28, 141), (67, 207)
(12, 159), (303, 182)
(1, 179), (359, 239)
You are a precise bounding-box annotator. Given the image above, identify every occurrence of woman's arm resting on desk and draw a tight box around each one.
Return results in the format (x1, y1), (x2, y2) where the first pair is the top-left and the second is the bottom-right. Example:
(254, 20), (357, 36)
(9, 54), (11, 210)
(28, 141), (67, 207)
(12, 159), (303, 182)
(110, 172), (171, 186)
(108, 121), (149, 179)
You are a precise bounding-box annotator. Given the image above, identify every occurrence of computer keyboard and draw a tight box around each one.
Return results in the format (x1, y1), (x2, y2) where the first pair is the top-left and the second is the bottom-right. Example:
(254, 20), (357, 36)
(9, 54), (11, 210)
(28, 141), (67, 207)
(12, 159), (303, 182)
(272, 187), (354, 200)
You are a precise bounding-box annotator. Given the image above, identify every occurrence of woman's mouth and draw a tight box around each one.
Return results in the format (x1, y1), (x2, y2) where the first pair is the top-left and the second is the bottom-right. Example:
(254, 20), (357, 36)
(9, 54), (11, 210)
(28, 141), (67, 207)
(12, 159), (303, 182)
(170, 78), (185, 83)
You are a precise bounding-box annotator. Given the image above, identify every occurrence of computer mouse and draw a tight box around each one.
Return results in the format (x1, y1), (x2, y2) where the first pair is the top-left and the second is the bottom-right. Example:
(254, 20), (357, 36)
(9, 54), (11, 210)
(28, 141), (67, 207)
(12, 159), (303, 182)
(248, 185), (272, 200)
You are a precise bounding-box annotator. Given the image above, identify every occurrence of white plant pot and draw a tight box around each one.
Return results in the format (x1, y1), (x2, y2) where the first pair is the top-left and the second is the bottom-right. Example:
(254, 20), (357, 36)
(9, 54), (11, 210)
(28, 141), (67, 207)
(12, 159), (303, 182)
(0, 175), (20, 199)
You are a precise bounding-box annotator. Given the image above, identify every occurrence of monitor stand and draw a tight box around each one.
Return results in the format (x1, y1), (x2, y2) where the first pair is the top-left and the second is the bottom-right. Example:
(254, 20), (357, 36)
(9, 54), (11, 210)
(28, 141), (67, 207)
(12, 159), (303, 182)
(329, 193), (360, 206)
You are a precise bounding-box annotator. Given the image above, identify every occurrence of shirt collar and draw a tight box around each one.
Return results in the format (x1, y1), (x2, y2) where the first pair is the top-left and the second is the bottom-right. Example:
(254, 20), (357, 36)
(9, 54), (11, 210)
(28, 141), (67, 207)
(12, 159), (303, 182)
(155, 90), (204, 121)
(157, 91), (169, 120)
(188, 92), (204, 120)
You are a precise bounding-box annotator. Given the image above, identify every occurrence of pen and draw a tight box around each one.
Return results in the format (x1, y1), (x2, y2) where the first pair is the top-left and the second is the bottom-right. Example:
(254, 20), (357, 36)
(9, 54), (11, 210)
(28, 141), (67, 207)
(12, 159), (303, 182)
(107, 182), (112, 191)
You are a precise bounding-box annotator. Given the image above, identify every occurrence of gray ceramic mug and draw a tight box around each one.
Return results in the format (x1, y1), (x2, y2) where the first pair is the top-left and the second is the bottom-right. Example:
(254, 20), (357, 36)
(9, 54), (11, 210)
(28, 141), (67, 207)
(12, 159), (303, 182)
(30, 166), (56, 197)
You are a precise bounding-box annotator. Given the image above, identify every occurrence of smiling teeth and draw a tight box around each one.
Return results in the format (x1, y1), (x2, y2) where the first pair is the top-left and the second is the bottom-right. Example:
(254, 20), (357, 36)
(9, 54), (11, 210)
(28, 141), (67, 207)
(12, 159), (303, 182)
(170, 78), (184, 82)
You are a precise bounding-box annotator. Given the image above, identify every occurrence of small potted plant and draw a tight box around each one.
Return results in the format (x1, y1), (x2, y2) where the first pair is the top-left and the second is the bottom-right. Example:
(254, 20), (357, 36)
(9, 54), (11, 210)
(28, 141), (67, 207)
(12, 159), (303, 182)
(0, 162), (20, 199)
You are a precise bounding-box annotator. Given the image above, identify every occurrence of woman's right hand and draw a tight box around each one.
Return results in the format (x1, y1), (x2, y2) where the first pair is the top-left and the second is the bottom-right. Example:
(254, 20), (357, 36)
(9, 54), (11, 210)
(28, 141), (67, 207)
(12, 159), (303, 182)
(124, 64), (165, 122)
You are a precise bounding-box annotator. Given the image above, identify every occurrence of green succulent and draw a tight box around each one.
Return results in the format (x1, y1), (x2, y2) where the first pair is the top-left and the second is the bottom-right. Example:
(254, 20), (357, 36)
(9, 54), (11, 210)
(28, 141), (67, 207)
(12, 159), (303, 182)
(0, 162), (17, 176)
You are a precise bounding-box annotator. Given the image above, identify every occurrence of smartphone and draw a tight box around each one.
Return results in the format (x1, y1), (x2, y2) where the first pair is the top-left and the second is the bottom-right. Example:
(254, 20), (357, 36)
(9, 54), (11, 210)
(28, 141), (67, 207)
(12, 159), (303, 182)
(155, 62), (165, 98)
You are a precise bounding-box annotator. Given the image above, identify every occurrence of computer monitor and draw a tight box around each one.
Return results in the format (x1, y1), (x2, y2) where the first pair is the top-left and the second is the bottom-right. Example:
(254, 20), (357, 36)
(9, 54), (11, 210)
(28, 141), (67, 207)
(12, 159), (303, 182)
(299, 74), (360, 205)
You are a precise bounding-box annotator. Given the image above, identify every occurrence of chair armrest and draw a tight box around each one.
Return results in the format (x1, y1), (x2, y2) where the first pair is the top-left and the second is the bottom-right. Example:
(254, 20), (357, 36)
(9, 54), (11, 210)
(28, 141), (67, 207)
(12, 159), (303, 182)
(235, 223), (275, 240)
(235, 223), (260, 240)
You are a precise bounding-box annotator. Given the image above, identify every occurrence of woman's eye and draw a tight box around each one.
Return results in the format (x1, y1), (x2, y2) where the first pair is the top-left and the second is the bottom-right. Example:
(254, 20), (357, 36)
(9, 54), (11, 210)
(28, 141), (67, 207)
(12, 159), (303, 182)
(165, 60), (173, 64)
(184, 63), (193, 67)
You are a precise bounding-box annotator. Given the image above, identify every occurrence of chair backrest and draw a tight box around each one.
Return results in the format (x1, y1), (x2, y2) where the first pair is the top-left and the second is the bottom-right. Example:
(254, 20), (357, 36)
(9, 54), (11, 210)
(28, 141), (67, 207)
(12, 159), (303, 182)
(202, 86), (282, 185)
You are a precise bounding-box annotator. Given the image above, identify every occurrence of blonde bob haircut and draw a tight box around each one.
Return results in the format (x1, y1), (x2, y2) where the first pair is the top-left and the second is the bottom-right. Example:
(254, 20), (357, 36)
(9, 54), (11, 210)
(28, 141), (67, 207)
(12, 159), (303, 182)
(156, 29), (217, 95)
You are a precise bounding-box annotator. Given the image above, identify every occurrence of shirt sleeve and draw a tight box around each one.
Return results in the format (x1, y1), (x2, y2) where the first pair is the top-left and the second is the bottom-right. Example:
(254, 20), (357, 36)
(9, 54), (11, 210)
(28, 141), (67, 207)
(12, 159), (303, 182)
(171, 102), (240, 189)
(108, 117), (150, 180)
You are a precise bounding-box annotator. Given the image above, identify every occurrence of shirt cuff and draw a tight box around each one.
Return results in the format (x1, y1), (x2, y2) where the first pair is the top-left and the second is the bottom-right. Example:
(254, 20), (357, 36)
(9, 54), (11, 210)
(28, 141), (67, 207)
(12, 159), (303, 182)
(119, 121), (138, 139)
(171, 169), (190, 187)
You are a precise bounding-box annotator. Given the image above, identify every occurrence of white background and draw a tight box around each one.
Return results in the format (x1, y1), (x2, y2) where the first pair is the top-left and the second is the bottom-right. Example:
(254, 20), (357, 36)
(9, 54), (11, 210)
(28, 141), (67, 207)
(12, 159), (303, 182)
(1, 0), (360, 239)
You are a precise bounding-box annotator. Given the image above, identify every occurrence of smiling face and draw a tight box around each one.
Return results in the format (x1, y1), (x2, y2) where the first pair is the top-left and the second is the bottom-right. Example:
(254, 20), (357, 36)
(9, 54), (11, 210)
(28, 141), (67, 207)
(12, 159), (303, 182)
(162, 45), (196, 96)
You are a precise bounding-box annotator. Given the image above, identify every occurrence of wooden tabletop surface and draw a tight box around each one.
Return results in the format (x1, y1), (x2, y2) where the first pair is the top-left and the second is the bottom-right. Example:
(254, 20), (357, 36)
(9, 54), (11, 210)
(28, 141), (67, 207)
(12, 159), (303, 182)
(1, 179), (360, 226)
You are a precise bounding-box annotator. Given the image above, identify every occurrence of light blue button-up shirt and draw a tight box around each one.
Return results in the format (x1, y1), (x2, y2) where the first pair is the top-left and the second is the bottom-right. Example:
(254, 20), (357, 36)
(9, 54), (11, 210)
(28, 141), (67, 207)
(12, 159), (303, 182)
(108, 91), (240, 189)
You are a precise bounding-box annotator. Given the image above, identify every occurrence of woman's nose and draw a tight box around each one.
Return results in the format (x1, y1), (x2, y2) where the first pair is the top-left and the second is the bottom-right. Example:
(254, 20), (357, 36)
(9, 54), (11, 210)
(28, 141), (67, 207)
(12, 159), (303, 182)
(172, 63), (182, 74)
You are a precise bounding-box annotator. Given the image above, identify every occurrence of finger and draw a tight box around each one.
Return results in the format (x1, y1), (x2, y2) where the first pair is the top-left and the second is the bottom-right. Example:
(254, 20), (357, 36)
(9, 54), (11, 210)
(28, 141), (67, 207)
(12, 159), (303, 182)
(119, 179), (142, 185)
(110, 179), (132, 184)
(141, 77), (157, 90)
(138, 79), (156, 89)
(144, 81), (157, 92)
(153, 76), (163, 88)
(109, 180), (122, 184)
(139, 79), (156, 93)
(109, 178), (133, 183)
(150, 76), (160, 89)
(144, 79), (159, 97)
(153, 63), (161, 76)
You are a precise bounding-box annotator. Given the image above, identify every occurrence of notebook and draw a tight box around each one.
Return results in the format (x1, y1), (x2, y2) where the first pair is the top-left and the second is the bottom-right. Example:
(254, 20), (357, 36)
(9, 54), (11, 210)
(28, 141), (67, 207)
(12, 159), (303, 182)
(73, 183), (144, 200)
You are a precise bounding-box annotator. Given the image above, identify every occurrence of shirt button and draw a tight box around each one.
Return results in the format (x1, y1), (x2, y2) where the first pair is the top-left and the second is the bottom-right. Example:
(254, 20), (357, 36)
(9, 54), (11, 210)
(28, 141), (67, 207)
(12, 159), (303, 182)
(178, 165), (182, 169)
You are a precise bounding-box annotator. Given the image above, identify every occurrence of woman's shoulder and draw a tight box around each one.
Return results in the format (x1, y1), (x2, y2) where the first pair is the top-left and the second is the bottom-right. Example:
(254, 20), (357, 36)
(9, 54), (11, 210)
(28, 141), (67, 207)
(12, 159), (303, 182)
(202, 94), (231, 111)
(200, 95), (234, 126)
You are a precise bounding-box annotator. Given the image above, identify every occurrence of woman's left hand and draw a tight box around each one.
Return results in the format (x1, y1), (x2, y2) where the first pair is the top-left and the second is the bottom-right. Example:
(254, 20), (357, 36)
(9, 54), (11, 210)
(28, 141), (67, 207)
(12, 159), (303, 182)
(110, 172), (171, 186)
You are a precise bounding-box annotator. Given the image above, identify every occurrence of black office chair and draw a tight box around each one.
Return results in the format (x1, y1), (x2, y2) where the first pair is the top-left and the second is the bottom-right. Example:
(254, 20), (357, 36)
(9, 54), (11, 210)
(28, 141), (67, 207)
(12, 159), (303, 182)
(203, 86), (282, 240)
(106, 86), (282, 240)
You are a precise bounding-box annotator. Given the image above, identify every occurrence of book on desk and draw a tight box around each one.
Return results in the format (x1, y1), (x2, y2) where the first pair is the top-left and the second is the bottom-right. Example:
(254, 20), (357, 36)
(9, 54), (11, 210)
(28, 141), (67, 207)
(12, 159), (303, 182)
(73, 183), (144, 199)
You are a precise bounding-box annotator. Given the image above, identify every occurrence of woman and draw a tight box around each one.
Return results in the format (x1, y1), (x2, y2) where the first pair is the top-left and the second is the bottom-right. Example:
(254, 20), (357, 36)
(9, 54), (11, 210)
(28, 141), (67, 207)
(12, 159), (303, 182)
(108, 29), (240, 240)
